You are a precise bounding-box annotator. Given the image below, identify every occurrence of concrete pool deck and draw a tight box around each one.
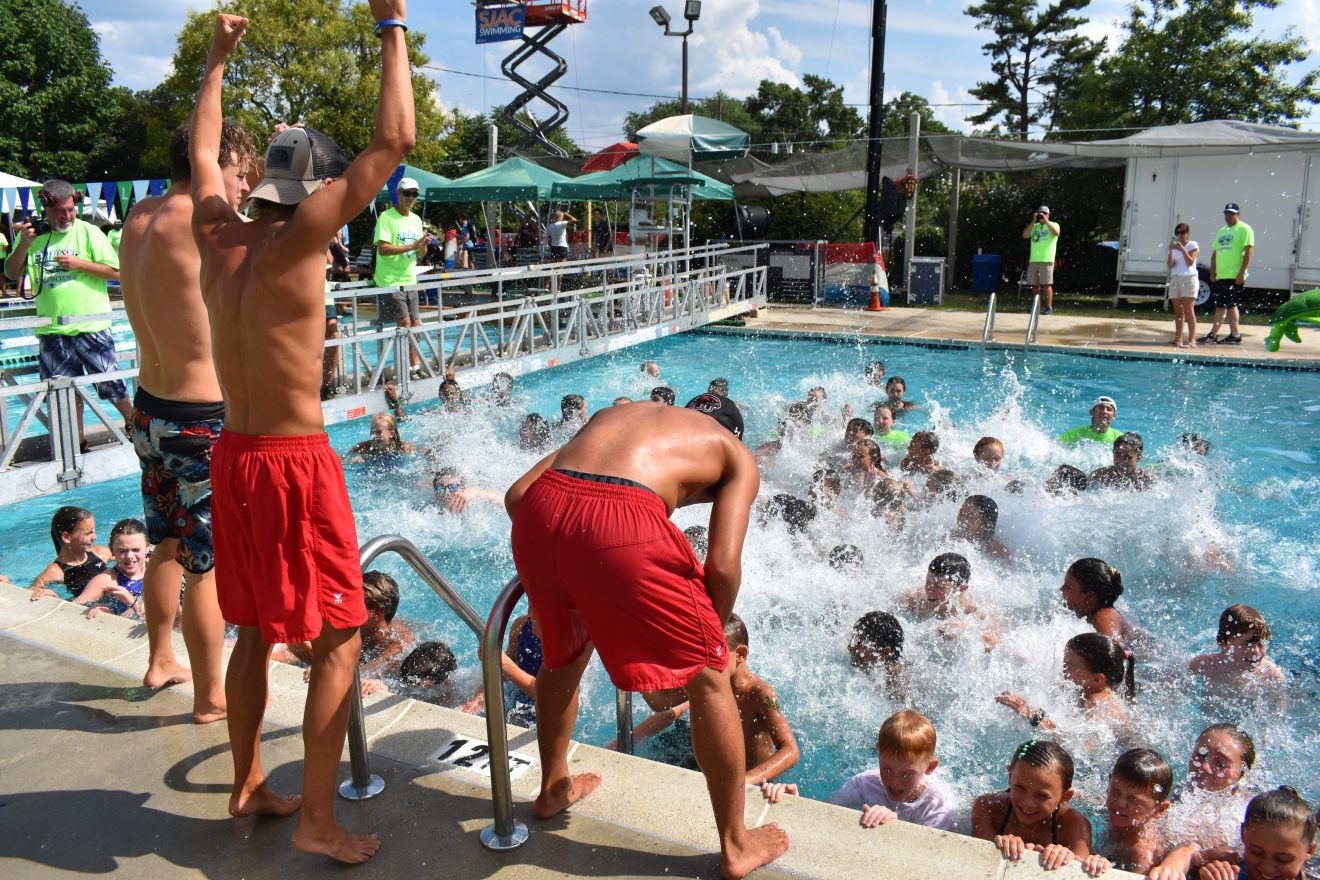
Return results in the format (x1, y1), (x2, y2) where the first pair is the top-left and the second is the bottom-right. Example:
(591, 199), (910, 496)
(727, 304), (1320, 367)
(0, 583), (1138, 879)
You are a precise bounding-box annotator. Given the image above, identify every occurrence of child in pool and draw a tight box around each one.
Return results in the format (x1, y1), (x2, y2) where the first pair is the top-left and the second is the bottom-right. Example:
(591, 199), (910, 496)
(901, 431), (943, 475)
(1194, 786), (1317, 880)
(951, 494), (1012, 561)
(903, 552), (1004, 648)
(1045, 464), (1088, 495)
(974, 436), (1005, 472)
(845, 437), (887, 489)
(848, 610), (908, 698)
(885, 376), (920, 413)
(725, 614), (800, 786)
(1059, 557), (1133, 645)
(761, 710), (958, 832)
(1189, 604), (1286, 688)
(1079, 748), (1173, 876)
(29, 506), (112, 602)
(996, 632), (1133, 730)
(1152, 724), (1257, 875)
(78, 519), (151, 619)
(972, 739), (1092, 868)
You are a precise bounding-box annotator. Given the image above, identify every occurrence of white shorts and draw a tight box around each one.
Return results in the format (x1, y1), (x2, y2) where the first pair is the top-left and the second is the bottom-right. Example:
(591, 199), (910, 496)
(1027, 262), (1054, 286)
(1168, 274), (1198, 300)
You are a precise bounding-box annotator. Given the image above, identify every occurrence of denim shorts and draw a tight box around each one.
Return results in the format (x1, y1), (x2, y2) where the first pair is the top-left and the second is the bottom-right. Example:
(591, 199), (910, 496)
(37, 330), (128, 403)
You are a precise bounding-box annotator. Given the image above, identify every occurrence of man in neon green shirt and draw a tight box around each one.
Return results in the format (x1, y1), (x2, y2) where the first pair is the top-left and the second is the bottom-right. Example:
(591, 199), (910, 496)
(1058, 395), (1122, 445)
(374, 176), (430, 375)
(1022, 205), (1060, 314)
(3, 179), (132, 444)
(1199, 202), (1253, 346)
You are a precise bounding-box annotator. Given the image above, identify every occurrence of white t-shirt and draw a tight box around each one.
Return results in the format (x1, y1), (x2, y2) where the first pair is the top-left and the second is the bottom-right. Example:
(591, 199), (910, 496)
(548, 220), (570, 248)
(827, 769), (958, 831)
(1171, 240), (1199, 276)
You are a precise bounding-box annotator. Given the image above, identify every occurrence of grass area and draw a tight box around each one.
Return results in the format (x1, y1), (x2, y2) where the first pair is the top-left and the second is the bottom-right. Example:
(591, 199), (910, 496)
(911, 288), (1274, 326)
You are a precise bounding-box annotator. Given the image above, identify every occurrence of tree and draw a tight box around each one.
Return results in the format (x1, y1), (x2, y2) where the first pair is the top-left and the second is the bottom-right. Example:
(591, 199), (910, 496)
(881, 91), (954, 138)
(0, 0), (120, 180)
(87, 85), (182, 181)
(1058, 0), (1319, 132)
(161, 0), (447, 168)
(745, 75), (864, 150)
(963, 0), (1104, 137)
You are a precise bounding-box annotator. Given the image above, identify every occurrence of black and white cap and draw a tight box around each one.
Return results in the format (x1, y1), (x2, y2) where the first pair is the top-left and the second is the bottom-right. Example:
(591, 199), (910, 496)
(1223, 202), (1240, 214)
(685, 393), (744, 439)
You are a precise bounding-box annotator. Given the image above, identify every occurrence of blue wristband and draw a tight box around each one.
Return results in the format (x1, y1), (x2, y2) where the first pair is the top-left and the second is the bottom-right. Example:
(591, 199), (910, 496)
(373, 18), (408, 36)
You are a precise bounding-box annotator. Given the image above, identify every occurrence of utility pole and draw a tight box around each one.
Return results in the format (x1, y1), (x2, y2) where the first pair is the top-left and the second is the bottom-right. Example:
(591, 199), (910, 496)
(903, 111), (920, 294)
(861, 0), (888, 247)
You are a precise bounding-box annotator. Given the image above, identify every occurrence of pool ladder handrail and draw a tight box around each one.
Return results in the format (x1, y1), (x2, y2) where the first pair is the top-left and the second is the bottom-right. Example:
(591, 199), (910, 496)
(1025, 293), (1042, 345)
(981, 292), (997, 342)
(339, 533), (635, 853)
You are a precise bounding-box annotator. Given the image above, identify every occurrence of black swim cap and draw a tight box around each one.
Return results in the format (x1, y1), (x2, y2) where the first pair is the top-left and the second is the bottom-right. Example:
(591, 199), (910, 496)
(685, 393), (744, 439)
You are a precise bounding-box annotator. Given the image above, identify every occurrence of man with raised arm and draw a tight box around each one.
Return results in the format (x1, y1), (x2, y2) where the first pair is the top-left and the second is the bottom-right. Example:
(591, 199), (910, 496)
(505, 394), (791, 880)
(189, 4), (414, 863)
(119, 120), (256, 721)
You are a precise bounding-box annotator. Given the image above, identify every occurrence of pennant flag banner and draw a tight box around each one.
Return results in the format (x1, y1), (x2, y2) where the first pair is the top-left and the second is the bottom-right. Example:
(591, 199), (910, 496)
(116, 181), (133, 215)
(131, 180), (149, 203)
(86, 181), (103, 214)
(148, 179), (166, 196)
(1, 190), (9, 216)
(18, 188), (31, 213)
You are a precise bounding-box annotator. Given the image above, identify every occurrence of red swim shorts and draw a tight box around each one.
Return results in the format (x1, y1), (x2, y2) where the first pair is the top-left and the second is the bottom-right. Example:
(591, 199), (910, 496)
(212, 431), (366, 643)
(510, 468), (727, 691)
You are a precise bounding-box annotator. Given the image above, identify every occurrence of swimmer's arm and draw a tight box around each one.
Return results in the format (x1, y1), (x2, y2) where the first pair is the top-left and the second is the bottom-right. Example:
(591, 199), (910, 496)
(1148, 845), (1197, 880)
(744, 688), (800, 785)
(704, 445), (760, 624)
(505, 450), (559, 518)
(500, 617), (536, 699)
(1058, 810), (1092, 858)
(29, 562), (63, 592)
(189, 14), (247, 229)
(70, 572), (111, 606)
(970, 794), (1001, 841)
(284, 18), (415, 252)
(1091, 607), (1125, 641)
(605, 701), (688, 750)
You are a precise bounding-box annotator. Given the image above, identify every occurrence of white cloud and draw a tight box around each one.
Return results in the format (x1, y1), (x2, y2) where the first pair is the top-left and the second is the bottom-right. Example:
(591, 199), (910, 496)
(927, 80), (977, 132)
(687, 1), (802, 96)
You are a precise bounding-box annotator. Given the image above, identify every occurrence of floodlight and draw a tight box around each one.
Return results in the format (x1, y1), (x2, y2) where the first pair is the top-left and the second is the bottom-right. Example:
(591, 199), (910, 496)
(684, 1), (702, 21)
(650, 6), (671, 27)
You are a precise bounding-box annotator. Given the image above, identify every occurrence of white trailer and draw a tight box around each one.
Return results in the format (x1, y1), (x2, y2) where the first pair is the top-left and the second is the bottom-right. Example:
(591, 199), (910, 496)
(1115, 149), (1320, 305)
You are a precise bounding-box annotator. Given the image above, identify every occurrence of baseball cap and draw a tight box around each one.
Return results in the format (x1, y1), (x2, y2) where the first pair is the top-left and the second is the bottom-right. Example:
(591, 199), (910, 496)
(1093, 395), (1117, 411)
(1223, 202), (1240, 214)
(1037, 205), (1050, 214)
(248, 126), (349, 206)
(685, 393), (744, 439)
(398, 177), (420, 194)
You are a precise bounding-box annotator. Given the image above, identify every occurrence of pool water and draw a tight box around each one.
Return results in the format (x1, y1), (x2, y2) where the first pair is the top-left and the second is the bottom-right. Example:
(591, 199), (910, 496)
(0, 330), (1316, 832)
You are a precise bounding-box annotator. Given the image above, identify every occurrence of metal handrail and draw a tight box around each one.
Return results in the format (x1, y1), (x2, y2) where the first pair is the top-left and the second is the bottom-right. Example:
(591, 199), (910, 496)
(981, 292), (997, 342)
(480, 576), (531, 851)
(1025, 294), (1041, 345)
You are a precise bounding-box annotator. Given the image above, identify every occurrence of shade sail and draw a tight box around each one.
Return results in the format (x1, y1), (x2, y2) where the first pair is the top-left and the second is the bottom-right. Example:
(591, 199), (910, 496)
(424, 156), (570, 202)
(636, 114), (751, 162)
(551, 154), (733, 201)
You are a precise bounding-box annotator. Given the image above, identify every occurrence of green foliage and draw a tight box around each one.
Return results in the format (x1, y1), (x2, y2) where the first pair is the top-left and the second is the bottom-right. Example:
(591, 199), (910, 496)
(1058, 0), (1319, 132)
(88, 85), (181, 180)
(963, 0), (1104, 137)
(161, 0), (447, 168)
(0, 0), (119, 180)
(881, 92), (954, 138)
(439, 106), (581, 177)
(745, 75), (864, 150)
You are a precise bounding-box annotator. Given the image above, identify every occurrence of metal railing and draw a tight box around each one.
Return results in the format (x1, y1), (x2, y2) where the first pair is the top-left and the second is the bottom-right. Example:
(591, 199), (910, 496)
(1025, 294), (1042, 345)
(340, 533), (636, 853)
(981, 292), (997, 342)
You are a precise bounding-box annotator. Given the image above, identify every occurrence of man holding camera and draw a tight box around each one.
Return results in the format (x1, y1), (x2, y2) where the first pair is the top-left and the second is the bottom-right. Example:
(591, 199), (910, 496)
(1022, 205), (1061, 315)
(3, 179), (133, 446)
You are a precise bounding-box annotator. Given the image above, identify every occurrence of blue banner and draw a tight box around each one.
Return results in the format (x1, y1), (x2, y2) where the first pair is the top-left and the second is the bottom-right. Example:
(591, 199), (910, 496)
(476, 3), (524, 43)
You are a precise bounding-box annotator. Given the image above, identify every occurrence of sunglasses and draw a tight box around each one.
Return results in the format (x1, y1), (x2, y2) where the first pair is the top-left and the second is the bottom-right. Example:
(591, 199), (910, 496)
(433, 482), (464, 494)
(399, 191), (419, 198)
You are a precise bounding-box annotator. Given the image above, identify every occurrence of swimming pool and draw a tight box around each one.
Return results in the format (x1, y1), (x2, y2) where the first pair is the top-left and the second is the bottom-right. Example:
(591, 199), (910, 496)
(0, 330), (1315, 830)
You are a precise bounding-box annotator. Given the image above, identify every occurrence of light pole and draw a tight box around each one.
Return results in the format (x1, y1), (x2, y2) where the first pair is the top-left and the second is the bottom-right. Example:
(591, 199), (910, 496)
(649, 2), (701, 114)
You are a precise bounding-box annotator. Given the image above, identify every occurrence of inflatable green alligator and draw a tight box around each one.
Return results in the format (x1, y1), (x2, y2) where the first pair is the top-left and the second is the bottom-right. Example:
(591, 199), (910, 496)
(1265, 288), (1320, 352)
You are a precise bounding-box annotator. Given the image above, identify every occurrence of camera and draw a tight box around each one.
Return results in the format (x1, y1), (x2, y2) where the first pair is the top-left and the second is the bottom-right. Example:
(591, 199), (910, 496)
(32, 220), (52, 235)
(1034, 212), (1044, 222)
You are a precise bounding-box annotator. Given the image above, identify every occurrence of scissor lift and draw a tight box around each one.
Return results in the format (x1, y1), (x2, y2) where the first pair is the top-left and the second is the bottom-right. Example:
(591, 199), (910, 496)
(494, 1), (587, 157)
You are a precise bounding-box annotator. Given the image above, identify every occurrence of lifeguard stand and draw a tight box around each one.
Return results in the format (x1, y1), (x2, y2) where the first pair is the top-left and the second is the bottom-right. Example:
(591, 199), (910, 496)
(489, 1), (587, 157)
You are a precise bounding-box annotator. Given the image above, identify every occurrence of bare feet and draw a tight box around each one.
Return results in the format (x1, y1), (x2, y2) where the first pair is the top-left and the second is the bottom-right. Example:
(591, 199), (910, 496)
(229, 783), (302, 818)
(291, 823), (381, 864)
(193, 704), (228, 725)
(533, 772), (603, 819)
(144, 660), (192, 689)
(720, 824), (790, 880)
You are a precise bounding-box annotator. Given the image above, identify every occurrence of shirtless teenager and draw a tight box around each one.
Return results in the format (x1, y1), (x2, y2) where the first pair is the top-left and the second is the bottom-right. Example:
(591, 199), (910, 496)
(506, 395), (790, 879)
(189, 5), (414, 863)
(120, 120), (256, 722)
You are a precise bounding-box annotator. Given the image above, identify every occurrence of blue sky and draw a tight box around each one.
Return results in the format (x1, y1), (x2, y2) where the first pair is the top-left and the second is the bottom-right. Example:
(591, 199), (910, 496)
(83, 0), (1320, 152)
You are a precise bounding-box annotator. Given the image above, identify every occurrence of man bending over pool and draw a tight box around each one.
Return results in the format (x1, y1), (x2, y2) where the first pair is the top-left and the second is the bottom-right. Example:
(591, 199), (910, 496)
(506, 394), (790, 879)
(189, 3), (414, 863)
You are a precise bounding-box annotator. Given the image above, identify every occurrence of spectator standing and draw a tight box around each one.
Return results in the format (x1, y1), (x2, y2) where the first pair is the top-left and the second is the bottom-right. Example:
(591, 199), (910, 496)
(456, 211), (477, 269)
(374, 177), (429, 377)
(1166, 223), (1199, 348)
(547, 210), (576, 262)
(1022, 205), (1060, 315)
(1200, 203), (1252, 345)
(4, 179), (133, 446)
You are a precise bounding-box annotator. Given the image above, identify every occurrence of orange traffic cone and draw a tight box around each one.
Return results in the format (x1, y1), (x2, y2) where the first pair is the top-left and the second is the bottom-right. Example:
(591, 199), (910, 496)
(865, 270), (885, 312)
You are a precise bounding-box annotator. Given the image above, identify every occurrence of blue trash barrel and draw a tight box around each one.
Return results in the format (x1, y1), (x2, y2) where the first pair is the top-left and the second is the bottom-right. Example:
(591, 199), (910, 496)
(971, 254), (1001, 293)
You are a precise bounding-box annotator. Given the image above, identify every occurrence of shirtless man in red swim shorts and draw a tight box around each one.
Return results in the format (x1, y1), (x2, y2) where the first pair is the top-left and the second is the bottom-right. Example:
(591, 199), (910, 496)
(506, 394), (791, 880)
(188, 4), (413, 863)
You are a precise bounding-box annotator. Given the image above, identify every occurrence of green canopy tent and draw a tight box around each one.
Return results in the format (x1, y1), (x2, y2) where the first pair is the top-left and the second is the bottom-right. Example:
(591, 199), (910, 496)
(377, 164), (449, 204)
(550, 154), (733, 201)
(423, 156), (570, 203)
